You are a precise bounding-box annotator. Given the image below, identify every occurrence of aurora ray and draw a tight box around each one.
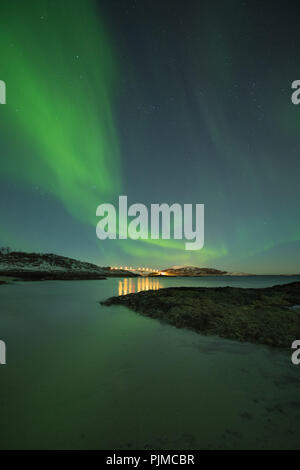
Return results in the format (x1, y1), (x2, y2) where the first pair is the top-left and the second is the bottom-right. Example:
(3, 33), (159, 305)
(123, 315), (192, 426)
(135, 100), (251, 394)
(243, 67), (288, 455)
(0, 0), (121, 225)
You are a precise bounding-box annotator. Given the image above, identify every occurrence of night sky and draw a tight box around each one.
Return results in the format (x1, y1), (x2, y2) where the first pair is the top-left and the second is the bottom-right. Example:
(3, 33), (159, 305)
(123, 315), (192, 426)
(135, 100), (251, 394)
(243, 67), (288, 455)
(0, 0), (300, 273)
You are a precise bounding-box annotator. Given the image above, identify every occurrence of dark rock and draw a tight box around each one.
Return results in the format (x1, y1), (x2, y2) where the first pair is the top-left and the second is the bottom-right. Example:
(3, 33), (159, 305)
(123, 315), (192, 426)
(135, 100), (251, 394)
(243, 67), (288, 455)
(101, 282), (300, 348)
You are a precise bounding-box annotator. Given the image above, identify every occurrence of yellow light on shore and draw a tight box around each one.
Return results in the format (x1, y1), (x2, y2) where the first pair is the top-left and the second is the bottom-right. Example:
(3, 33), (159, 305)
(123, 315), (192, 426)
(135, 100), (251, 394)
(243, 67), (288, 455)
(109, 266), (163, 273)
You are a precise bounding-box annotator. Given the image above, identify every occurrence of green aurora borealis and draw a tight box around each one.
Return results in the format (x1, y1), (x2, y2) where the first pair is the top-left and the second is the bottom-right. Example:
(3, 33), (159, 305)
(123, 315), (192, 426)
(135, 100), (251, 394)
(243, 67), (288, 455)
(0, 0), (300, 273)
(0, 0), (121, 223)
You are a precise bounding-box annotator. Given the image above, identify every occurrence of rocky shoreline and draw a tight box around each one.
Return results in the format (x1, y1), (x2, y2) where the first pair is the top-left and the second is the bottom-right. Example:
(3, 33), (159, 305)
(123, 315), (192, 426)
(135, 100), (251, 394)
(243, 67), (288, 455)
(102, 282), (300, 348)
(0, 270), (107, 281)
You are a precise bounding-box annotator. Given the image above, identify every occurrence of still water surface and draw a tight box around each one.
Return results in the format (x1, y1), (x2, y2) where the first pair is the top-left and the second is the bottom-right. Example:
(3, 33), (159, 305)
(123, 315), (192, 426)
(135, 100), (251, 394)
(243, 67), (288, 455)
(0, 276), (299, 449)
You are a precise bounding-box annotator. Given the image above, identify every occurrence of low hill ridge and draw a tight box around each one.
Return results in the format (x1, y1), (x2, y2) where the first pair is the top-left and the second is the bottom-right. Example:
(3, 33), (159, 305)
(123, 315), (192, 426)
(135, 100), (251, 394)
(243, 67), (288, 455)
(0, 251), (138, 280)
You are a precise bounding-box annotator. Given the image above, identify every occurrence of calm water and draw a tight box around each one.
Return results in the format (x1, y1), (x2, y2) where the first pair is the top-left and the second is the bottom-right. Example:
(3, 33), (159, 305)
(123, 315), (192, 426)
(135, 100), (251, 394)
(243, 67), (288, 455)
(0, 275), (300, 449)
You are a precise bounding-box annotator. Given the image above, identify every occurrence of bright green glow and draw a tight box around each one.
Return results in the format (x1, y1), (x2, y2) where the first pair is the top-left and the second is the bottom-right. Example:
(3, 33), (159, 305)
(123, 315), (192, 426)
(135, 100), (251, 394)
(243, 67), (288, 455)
(120, 238), (227, 265)
(3, 1), (297, 272)
(0, 0), (228, 271)
(0, 0), (120, 224)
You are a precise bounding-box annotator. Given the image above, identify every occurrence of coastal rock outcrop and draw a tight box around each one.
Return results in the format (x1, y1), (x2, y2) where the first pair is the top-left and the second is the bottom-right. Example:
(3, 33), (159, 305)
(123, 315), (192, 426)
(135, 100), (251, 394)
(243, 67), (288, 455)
(102, 282), (300, 348)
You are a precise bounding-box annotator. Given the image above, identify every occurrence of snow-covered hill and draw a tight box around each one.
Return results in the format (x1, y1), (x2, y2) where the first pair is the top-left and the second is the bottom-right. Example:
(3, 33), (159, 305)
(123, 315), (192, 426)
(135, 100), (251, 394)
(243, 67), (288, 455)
(0, 252), (138, 280)
(162, 266), (251, 276)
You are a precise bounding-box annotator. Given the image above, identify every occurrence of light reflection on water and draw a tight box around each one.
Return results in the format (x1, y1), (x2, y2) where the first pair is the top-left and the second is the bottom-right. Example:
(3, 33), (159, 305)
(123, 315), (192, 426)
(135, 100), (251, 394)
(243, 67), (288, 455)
(118, 277), (163, 295)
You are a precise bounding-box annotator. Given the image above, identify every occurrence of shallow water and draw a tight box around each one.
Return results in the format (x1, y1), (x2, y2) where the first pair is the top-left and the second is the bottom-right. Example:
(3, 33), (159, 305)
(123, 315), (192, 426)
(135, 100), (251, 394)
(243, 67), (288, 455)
(0, 276), (299, 449)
